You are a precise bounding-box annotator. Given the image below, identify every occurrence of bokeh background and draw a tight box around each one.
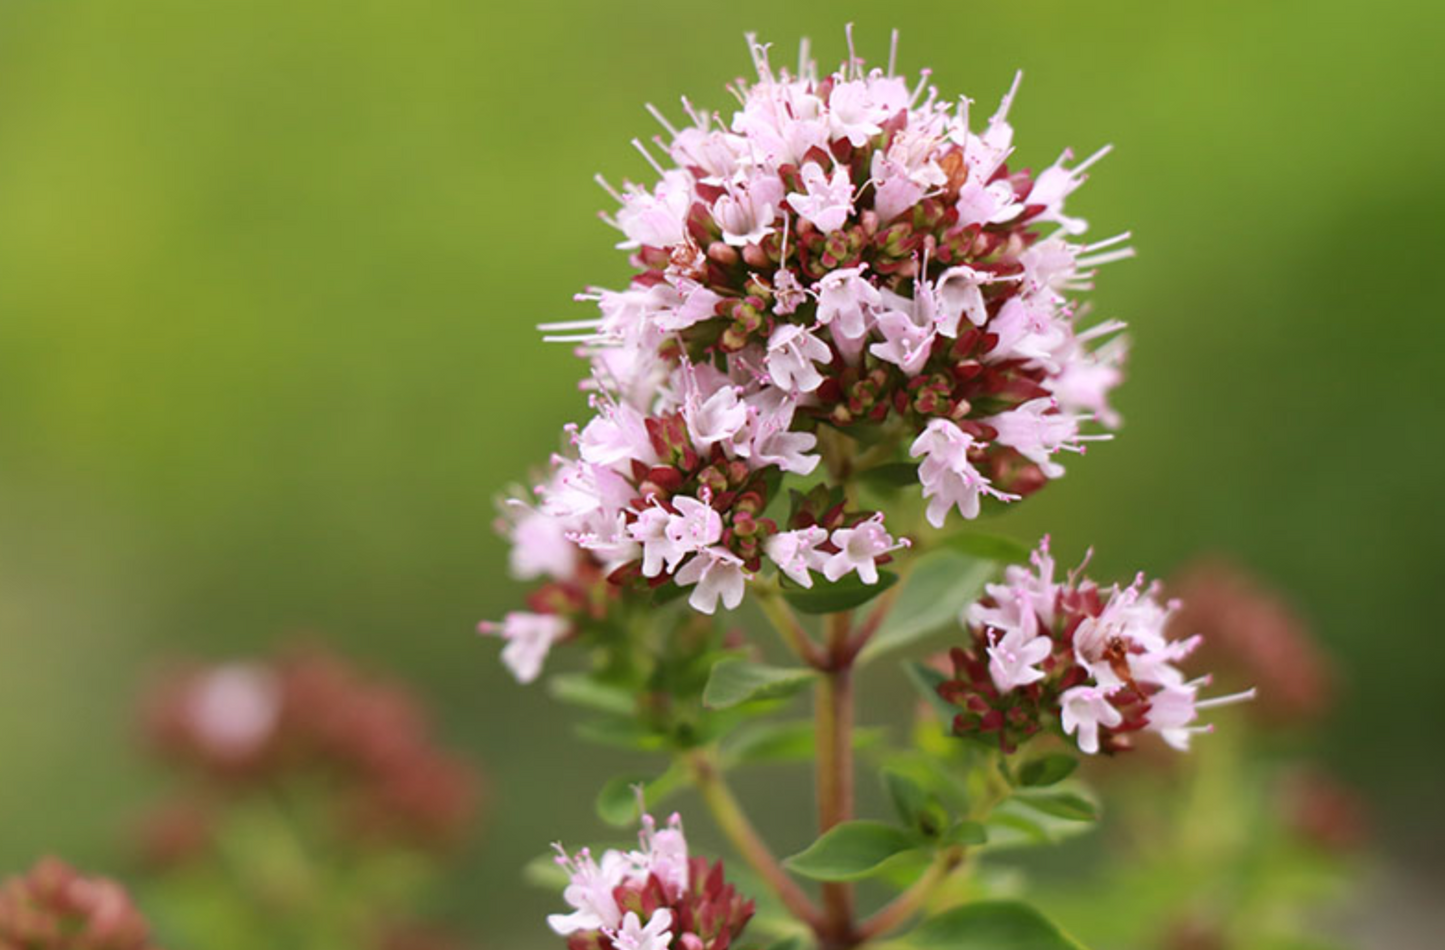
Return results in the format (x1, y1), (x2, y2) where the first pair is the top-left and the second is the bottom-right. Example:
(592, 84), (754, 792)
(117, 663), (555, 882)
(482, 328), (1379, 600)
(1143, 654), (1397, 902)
(1, 0), (1442, 946)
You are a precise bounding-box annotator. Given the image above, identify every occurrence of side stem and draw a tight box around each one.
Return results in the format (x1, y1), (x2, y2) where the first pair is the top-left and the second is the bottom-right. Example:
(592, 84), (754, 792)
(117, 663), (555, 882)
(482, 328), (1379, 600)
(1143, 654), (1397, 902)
(686, 750), (826, 933)
(855, 847), (965, 940)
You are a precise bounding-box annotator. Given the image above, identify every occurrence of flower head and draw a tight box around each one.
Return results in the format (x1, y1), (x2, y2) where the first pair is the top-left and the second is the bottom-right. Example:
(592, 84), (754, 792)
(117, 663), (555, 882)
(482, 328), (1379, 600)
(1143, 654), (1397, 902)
(0, 859), (162, 950)
(939, 538), (1253, 755)
(549, 813), (753, 950)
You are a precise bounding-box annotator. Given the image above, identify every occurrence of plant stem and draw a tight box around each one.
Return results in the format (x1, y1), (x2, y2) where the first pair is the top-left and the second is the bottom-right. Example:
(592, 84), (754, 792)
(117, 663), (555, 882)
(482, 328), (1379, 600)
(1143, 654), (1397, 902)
(685, 750), (827, 933)
(817, 611), (857, 943)
(756, 588), (827, 669)
(856, 847), (965, 941)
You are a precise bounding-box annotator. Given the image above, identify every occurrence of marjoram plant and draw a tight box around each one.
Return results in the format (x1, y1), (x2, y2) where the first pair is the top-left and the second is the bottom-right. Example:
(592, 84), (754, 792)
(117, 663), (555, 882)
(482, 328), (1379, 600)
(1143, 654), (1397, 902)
(481, 28), (1253, 950)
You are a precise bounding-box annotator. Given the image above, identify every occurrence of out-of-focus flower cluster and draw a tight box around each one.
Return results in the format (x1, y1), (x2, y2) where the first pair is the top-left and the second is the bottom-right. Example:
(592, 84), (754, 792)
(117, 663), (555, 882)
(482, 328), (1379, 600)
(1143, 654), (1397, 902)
(0, 859), (160, 950)
(940, 538), (1253, 755)
(486, 32), (1130, 683)
(549, 813), (753, 950)
(1166, 558), (1335, 726)
(140, 647), (478, 858)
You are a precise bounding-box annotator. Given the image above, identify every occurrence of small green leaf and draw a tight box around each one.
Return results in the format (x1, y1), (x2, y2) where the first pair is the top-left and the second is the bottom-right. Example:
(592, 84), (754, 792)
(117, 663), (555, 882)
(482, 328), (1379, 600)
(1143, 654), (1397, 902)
(882, 768), (930, 827)
(781, 569), (899, 615)
(574, 716), (669, 751)
(984, 801), (1098, 849)
(522, 852), (569, 890)
(1014, 790), (1099, 822)
(784, 821), (922, 881)
(939, 532), (1032, 565)
(862, 552), (994, 662)
(942, 820), (988, 847)
(703, 659), (817, 710)
(547, 674), (636, 716)
(595, 766), (688, 827)
(893, 900), (1086, 949)
(902, 660), (958, 729)
(1016, 754), (1079, 788)
(721, 721), (884, 767)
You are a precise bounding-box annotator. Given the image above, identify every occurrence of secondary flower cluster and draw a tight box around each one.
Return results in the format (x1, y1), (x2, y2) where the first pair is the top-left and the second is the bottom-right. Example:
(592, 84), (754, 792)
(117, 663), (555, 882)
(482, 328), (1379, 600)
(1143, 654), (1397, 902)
(141, 647), (478, 853)
(549, 813), (753, 950)
(0, 859), (160, 950)
(486, 31), (1130, 684)
(939, 538), (1253, 754)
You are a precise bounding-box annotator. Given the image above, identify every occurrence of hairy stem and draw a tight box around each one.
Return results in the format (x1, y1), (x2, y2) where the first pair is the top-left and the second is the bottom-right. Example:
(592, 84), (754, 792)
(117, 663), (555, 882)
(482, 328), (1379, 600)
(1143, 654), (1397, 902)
(685, 750), (826, 932)
(856, 847), (966, 940)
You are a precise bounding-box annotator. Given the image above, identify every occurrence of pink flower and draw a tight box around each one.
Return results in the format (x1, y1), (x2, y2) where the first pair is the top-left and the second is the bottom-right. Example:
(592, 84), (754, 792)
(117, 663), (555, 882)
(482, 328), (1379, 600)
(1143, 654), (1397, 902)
(869, 155), (926, 223)
(771, 268), (807, 316)
(548, 846), (628, 934)
(986, 397), (1086, 478)
(786, 161), (854, 233)
(684, 385), (749, 449)
(1059, 685), (1123, 755)
(609, 910), (674, 950)
(712, 174), (785, 247)
(827, 75), (909, 146)
(870, 308), (936, 374)
(935, 266), (1011, 336)
(665, 495), (724, 553)
(764, 526), (829, 587)
(986, 619), (1054, 693)
(1028, 146), (1112, 236)
(985, 297), (1068, 368)
(627, 505), (687, 577)
(823, 515), (907, 584)
(766, 323), (831, 393)
(506, 505), (577, 581)
(616, 170), (694, 250)
(909, 418), (1015, 526)
(814, 266), (880, 339)
(578, 402), (658, 470)
(674, 547), (747, 614)
(633, 813), (689, 899)
(479, 612), (568, 684)
(185, 663), (282, 760)
(954, 178), (1023, 230)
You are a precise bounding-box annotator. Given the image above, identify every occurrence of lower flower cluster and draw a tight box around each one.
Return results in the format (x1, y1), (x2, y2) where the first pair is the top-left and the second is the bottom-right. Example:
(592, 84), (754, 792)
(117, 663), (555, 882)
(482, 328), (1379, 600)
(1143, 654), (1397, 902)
(940, 538), (1253, 754)
(142, 647), (478, 853)
(549, 814), (753, 950)
(0, 859), (159, 950)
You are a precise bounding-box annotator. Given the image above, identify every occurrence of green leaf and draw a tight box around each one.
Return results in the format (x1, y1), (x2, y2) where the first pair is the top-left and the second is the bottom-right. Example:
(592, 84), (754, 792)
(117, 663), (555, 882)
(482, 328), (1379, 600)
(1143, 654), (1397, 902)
(781, 569), (899, 615)
(1014, 790), (1099, 822)
(902, 660), (958, 729)
(892, 900), (1086, 949)
(883, 768), (930, 828)
(984, 800), (1098, 850)
(522, 852), (569, 890)
(574, 715), (669, 751)
(595, 766), (688, 827)
(862, 551), (994, 663)
(784, 821), (923, 882)
(703, 659), (817, 710)
(939, 532), (1032, 565)
(942, 820), (988, 847)
(1016, 754), (1079, 788)
(721, 720), (884, 767)
(858, 461), (922, 490)
(548, 674), (636, 716)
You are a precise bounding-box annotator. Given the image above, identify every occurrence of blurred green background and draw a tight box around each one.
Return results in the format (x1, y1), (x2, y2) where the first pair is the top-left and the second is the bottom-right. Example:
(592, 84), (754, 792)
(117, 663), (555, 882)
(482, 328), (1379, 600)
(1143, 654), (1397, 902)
(1, 0), (1442, 945)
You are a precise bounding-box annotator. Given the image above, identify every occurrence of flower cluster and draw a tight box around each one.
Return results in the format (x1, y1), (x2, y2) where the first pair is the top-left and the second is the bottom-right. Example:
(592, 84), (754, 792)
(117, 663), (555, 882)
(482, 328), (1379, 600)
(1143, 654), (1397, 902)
(141, 647), (478, 852)
(549, 813), (753, 950)
(488, 30), (1129, 684)
(0, 859), (160, 950)
(1166, 558), (1334, 725)
(939, 538), (1253, 754)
